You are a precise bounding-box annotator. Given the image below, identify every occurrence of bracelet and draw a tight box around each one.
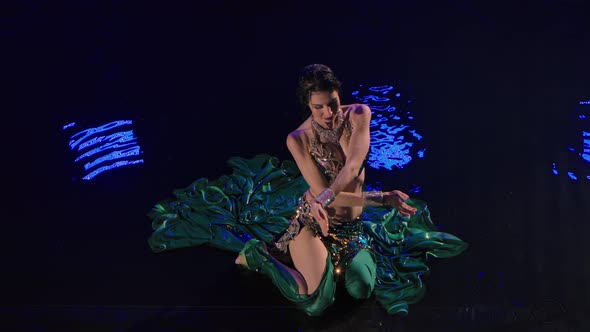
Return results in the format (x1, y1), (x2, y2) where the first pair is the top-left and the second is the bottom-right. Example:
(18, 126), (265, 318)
(362, 191), (384, 206)
(315, 188), (335, 208)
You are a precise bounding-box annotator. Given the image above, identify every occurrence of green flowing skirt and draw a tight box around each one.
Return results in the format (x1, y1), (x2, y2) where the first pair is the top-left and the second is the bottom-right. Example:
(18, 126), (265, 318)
(147, 154), (468, 315)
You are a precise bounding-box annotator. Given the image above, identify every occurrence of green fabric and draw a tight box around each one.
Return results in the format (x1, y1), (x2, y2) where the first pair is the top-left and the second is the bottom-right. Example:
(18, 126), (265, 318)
(362, 199), (469, 315)
(148, 154), (308, 253)
(147, 153), (468, 316)
(344, 249), (376, 300)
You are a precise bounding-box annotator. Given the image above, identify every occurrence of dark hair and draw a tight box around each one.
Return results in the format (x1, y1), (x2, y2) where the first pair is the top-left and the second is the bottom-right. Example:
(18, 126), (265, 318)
(296, 64), (342, 107)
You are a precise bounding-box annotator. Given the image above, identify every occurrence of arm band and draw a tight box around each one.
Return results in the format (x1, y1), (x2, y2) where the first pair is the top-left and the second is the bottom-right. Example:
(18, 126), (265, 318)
(362, 191), (384, 206)
(315, 188), (335, 208)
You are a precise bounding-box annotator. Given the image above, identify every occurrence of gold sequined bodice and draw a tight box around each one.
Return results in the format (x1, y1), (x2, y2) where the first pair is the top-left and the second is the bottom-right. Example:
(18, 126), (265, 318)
(308, 110), (353, 183)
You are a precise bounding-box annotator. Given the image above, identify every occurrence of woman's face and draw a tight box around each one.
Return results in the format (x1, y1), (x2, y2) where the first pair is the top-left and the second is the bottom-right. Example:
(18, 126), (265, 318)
(308, 90), (341, 129)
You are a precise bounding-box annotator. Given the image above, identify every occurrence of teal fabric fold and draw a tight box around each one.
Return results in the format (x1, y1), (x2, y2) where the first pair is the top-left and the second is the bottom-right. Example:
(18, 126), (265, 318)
(147, 154), (468, 315)
(362, 199), (468, 315)
(148, 154), (308, 253)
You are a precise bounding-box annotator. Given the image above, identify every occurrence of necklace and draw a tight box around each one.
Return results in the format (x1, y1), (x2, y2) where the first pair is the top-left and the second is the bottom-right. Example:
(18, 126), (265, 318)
(311, 110), (344, 144)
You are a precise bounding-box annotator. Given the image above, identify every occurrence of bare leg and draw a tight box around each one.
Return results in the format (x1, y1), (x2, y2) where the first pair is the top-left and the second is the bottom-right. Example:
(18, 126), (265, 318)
(288, 226), (329, 295)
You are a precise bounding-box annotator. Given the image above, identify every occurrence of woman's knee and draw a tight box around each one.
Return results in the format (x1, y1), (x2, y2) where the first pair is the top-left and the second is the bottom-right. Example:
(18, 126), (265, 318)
(301, 274), (336, 316)
(302, 292), (336, 316)
(345, 250), (376, 299)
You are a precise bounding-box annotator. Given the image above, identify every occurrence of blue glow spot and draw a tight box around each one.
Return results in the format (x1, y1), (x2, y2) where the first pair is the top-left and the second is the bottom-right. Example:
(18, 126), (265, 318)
(64, 119), (144, 180)
(587, 175), (590, 181)
(512, 300), (524, 307)
(352, 84), (426, 170)
(551, 102), (589, 179)
(369, 85), (394, 93)
(364, 182), (383, 191)
(409, 130), (423, 140)
(364, 95), (390, 102)
(352, 91), (359, 96)
(477, 271), (484, 278)
(499, 283), (505, 287)
(409, 185), (422, 193)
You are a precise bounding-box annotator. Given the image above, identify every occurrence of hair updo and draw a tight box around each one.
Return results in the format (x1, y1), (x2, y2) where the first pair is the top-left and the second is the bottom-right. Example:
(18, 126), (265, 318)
(296, 64), (342, 107)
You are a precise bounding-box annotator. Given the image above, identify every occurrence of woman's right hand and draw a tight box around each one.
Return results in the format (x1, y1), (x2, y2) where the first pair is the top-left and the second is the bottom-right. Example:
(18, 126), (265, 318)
(310, 200), (330, 236)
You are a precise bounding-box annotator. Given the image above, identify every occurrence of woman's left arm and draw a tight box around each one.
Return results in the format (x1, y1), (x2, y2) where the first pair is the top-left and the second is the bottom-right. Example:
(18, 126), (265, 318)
(324, 104), (371, 196)
(330, 191), (418, 216)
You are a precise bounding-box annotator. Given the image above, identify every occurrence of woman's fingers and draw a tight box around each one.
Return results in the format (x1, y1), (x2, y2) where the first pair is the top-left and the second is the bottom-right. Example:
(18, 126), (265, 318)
(321, 221), (329, 237)
(396, 200), (417, 216)
(393, 190), (409, 200)
(318, 211), (329, 236)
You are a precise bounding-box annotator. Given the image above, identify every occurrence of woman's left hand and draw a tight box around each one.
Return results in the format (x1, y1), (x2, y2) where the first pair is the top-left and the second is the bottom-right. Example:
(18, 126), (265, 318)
(383, 190), (418, 217)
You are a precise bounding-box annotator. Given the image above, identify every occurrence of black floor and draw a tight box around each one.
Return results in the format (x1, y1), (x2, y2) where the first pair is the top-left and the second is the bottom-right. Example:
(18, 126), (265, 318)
(4, 0), (590, 331)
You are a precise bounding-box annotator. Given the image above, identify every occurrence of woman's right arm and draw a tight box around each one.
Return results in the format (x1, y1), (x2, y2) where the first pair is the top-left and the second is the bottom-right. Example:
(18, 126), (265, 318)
(286, 131), (335, 235)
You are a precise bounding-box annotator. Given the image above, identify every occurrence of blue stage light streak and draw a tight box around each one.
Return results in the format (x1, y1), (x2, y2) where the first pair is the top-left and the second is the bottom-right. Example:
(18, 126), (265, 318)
(83, 159), (144, 180)
(77, 130), (136, 151)
(62, 122), (76, 130)
(63, 119), (144, 181)
(83, 146), (141, 170)
(69, 120), (132, 150)
(75, 140), (137, 162)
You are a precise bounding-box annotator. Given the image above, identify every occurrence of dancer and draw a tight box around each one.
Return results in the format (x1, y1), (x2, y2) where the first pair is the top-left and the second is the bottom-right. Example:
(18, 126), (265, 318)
(148, 64), (467, 316)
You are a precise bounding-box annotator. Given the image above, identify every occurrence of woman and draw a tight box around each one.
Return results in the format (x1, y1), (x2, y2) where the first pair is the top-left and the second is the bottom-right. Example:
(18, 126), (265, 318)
(148, 64), (467, 317)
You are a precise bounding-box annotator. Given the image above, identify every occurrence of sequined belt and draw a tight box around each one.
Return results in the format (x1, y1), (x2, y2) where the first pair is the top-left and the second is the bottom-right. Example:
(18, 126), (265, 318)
(272, 197), (309, 253)
(273, 197), (370, 275)
(321, 219), (369, 276)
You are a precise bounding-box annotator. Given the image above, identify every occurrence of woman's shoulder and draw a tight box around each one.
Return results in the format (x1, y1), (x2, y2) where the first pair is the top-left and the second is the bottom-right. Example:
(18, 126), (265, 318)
(342, 103), (371, 125)
(286, 118), (312, 146)
(342, 103), (371, 116)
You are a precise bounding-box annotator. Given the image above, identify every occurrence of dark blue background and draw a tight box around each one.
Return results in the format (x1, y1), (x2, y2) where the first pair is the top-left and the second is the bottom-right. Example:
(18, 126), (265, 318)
(3, 0), (589, 331)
